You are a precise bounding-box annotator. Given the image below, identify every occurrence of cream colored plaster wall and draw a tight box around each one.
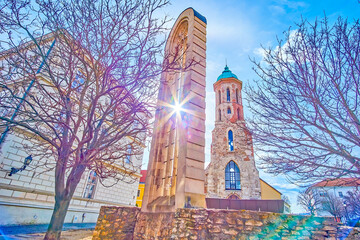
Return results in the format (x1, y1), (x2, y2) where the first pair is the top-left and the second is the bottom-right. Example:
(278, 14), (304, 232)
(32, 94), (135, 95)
(0, 130), (142, 225)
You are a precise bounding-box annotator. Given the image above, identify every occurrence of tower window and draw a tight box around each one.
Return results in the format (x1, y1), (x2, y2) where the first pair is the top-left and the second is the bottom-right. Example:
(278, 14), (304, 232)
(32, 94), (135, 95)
(236, 89), (239, 103)
(227, 107), (231, 114)
(228, 130), (234, 151)
(218, 91), (221, 104)
(225, 161), (241, 190)
(227, 88), (230, 102)
(237, 108), (240, 119)
(219, 109), (221, 121)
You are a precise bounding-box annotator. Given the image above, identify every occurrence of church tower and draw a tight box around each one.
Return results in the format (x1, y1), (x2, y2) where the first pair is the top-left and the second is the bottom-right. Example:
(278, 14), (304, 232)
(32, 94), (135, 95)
(205, 66), (261, 199)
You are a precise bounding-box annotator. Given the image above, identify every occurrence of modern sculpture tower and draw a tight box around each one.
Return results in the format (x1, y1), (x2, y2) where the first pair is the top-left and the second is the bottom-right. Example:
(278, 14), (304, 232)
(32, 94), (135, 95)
(141, 8), (207, 212)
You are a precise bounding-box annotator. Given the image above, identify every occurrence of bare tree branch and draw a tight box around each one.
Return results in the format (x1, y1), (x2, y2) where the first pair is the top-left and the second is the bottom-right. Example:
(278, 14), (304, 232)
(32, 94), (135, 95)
(246, 16), (360, 184)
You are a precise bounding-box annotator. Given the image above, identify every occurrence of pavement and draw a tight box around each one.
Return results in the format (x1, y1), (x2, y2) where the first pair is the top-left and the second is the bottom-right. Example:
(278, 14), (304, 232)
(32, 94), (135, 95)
(0, 223), (95, 240)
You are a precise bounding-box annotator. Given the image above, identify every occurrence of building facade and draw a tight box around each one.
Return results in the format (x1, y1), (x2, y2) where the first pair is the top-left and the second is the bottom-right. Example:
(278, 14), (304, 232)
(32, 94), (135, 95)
(0, 131), (142, 225)
(205, 66), (261, 199)
(0, 34), (144, 225)
(307, 178), (360, 218)
(260, 178), (281, 200)
(136, 170), (147, 207)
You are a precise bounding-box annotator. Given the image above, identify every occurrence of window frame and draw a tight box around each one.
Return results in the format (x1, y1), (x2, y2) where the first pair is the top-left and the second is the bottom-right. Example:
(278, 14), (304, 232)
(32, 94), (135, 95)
(83, 170), (97, 199)
(125, 144), (132, 164)
(225, 161), (241, 190)
(236, 89), (239, 103)
(227, 107), (231, 114)
(228, 130), (234, 151)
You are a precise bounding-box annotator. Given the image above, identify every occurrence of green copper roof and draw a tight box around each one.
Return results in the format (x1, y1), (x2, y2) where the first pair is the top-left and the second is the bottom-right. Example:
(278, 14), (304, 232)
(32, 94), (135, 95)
(217, 65), (238, 81)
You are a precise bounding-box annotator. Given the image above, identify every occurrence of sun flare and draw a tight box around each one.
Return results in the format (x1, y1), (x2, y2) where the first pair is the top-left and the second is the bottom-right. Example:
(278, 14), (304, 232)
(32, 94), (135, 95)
(173, 102), (184, 114)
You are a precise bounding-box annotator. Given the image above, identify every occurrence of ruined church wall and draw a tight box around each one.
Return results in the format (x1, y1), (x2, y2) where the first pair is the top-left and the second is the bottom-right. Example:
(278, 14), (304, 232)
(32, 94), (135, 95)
(93, 206), (360, 240)
(206, 120), (261, 199)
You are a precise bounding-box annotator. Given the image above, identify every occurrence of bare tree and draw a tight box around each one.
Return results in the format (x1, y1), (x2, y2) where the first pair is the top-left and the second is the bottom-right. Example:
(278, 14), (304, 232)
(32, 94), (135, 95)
(344, 190), (360, 222)
(297, 189), (321, 215)
(282, 194), (290, 205)
(246, 16), (360, 184)
(0, 0), (176, 239)
(322, 192), (345, 222)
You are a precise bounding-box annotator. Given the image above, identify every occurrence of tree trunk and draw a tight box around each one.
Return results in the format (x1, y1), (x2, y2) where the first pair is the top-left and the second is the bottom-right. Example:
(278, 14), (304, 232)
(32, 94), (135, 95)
(44, 196), (71, 240)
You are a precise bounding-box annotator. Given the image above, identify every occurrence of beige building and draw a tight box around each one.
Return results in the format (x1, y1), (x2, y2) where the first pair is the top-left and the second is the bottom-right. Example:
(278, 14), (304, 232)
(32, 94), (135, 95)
(205, 65), (261, 199)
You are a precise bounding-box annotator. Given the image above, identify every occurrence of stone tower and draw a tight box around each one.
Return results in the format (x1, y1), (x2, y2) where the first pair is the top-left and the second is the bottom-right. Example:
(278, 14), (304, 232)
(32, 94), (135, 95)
(205, 66), (261, 199)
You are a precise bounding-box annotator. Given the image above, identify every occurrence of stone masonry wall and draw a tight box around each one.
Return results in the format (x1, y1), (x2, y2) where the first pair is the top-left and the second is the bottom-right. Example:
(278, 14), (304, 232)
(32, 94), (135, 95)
(93, 206), (360, 239)
(93, 206), (140, 239)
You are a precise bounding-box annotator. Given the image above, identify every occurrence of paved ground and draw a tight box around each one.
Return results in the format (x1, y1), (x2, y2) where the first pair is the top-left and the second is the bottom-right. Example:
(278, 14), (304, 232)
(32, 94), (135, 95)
(0, 223), (95, 240)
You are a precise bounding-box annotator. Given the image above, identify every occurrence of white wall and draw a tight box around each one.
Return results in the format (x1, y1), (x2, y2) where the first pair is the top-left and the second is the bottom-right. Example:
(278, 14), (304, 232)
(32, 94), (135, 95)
(0, 131), (142, 225)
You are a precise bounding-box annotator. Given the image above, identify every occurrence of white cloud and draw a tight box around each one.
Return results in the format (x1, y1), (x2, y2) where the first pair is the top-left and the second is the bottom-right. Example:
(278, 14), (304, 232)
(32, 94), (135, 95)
(253, 47), (267, 58)
(269, 5), (286, 15)
(271, 182), (299, 190)
(273, 0), (308, 9)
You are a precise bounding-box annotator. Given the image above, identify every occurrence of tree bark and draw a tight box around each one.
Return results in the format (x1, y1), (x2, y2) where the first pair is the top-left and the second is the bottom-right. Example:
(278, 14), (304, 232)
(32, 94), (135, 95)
(44, 164), (85, 240)
(44, 196), (71, 240)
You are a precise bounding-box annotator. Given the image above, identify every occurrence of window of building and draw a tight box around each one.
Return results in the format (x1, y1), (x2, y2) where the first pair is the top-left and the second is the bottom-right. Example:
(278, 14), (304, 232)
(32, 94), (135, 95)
(236, 89), (239, 103)
(319, 191), (327, 197)
(83, 170), (97, 199)
(218, 109), (221, 121)
(228, 130), (234, 151)
(226, 88), (230, 102)
(227, 107), (231, 114)
(71, 71), (85, 91)
(237, 108), (240, 119)
(137, 190), (140, 197)
(218, 91), (221, 104)
(338, 191), (343, 198)
(225, 161), (241, 190)
(125, 144), (132, 163)
(132, 120), (139, 129)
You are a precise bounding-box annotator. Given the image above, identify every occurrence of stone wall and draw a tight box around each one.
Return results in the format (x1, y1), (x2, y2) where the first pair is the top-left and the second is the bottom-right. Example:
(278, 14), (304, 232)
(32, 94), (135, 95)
(93, 206), (140, 239)
(133, 211), (175, 239)
(93, 206), (360, 239)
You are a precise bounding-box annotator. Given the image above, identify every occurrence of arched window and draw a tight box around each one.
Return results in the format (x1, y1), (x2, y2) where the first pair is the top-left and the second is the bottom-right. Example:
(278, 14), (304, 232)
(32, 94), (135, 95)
(227, 107), (231, 114)
(228, 194), (240, 200)
(236, 89), (239, 103)
(219, 109), (221, 121)
(237, 108), (240, 119)
(225, 161), (241, 190)
(228, 130), (234, 151)
(226, 88), (230, 102)
(218, 91), (221, 104)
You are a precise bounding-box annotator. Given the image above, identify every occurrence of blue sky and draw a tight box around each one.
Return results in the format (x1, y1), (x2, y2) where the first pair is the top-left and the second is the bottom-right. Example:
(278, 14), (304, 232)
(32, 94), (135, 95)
(142, 0), (360, 213)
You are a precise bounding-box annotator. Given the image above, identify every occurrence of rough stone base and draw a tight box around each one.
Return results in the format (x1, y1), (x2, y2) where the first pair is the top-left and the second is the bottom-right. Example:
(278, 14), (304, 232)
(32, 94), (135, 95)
(92, 206), (360, 240)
